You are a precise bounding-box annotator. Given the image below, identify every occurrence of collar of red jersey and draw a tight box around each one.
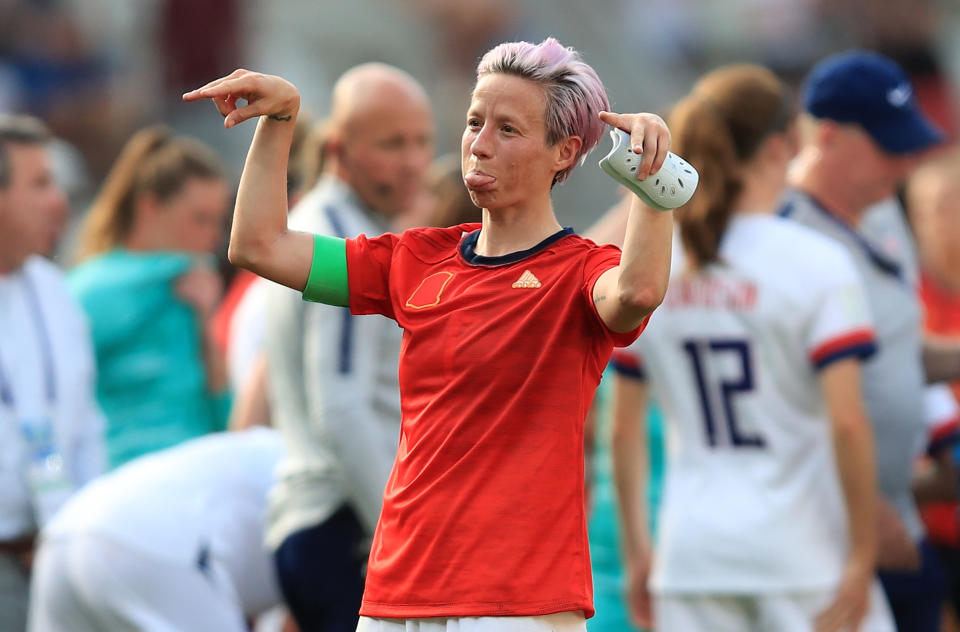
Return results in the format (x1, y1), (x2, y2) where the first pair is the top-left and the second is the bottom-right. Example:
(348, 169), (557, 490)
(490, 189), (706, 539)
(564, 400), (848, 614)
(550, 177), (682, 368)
(459, 227), (574, 267)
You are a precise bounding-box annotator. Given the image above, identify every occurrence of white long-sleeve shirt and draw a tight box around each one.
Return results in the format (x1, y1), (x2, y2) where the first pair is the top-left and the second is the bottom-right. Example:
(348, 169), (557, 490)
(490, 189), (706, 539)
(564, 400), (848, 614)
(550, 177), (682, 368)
(0, 255), (105, 539)
(264, 176), (403, 549)
(44, 428), (283, 616)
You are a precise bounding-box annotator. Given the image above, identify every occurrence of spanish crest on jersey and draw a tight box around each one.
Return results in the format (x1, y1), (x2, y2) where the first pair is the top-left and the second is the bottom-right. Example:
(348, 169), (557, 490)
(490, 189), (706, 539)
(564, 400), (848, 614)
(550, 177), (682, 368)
(406, 271), (455, 309)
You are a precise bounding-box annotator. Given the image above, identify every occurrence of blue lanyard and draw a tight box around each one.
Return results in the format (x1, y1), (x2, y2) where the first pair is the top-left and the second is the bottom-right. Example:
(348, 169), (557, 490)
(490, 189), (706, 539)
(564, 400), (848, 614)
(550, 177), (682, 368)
(0, 274), (57, 408)
(780, 192), (907, 285)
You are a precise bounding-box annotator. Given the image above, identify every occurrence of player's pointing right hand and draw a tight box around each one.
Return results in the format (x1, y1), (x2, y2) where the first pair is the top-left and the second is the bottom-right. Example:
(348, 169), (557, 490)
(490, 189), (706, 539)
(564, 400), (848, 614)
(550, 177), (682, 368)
(182, 69), (300, 129)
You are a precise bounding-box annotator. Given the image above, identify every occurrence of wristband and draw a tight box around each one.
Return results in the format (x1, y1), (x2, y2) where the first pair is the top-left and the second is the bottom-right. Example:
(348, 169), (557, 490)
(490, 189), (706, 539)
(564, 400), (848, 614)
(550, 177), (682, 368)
(302, 233), (349, 307)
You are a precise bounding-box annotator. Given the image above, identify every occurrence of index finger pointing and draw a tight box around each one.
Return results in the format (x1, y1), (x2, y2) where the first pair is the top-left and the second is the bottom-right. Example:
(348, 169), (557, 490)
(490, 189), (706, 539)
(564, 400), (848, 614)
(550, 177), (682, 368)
(196, 79), (242, 99)
(599, 111), (635, 139)
(598, 110), (620, 126)
(183, 69), (249, 99)
(184, 76), (249, 102)
(183, 76), (231, 101)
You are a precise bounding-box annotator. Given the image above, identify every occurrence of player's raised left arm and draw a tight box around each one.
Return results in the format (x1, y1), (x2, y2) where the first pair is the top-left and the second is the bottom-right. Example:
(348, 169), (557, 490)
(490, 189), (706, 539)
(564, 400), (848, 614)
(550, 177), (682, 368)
(183, 71), (317, 294)
(592, 112), (673, 333)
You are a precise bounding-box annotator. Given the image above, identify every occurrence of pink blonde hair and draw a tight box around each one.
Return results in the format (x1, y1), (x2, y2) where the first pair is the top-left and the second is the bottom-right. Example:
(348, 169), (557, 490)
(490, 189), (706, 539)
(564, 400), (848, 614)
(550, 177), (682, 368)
(477, 37), (609, 184)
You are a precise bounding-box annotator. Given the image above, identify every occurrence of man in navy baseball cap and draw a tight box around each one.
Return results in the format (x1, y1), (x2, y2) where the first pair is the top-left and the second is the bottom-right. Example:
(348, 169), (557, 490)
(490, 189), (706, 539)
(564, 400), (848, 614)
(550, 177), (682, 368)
(782, 50), (952, 632)
(804, 50), (944, 155)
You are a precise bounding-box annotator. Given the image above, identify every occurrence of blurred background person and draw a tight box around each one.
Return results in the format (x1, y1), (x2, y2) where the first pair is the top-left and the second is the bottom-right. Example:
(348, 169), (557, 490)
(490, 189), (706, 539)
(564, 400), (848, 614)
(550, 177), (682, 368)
(914, 384), (960, 631)
(907, 148), (960, 404)
(28, 428), (283, 632)
(904, 150), (960, 630)
(586, 364), (667, 632)
(262, 62), (434, 632)
(614, 65), (889, 632)
(0, 114), (105, 632)
(68, 126), (231, 469)
(782, 50), (951, 632)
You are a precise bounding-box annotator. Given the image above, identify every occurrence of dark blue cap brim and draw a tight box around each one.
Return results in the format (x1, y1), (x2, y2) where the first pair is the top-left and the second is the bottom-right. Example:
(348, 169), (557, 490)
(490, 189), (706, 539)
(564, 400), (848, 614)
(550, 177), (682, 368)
(866, 108), (945, 154)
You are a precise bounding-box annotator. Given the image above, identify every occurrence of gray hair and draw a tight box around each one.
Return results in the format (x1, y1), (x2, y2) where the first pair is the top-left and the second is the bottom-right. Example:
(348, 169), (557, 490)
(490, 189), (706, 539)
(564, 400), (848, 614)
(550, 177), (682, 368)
(0, 114), (51, 189)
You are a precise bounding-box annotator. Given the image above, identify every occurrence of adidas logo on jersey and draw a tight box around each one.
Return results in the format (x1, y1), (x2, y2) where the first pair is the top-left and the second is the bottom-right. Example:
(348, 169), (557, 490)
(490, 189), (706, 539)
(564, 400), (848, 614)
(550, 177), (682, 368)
(512, 270), (542, 289)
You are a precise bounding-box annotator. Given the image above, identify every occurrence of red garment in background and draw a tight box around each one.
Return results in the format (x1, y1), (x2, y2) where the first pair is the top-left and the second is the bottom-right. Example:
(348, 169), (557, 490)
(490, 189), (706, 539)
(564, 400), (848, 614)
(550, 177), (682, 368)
(920, 272), (960, 403)
(918, 271), (960, 546)
(210, 269), (257, 353)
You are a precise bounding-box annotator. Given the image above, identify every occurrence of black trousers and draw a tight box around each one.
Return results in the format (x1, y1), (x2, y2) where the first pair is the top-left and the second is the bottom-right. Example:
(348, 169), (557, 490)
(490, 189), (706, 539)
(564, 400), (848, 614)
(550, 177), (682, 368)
(274, 504), (368, 632)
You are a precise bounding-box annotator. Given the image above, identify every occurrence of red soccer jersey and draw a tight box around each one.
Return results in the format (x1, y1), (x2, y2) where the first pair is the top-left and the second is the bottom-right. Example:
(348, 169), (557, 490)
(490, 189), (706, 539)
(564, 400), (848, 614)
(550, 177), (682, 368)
(345, 223), (645, 619)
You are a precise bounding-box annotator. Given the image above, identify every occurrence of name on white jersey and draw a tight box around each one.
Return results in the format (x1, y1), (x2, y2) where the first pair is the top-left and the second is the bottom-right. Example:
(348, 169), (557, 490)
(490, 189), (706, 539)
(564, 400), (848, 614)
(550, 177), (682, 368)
(665, 277), (758, 310)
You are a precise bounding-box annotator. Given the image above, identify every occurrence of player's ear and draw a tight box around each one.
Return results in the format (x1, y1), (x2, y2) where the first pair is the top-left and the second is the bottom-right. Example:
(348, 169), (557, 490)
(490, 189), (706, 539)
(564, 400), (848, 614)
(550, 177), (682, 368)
(553, 135), (583, 174)
(326, 134), (344, 160)
(134, 191), (161, 223)
(761, 131), (789, 163)
(816, 119), (838, 148)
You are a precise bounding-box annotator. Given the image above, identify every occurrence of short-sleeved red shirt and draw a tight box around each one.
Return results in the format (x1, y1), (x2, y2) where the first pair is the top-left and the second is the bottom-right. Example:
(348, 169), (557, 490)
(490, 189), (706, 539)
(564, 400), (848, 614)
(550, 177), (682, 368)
(345, 223), (645, 619)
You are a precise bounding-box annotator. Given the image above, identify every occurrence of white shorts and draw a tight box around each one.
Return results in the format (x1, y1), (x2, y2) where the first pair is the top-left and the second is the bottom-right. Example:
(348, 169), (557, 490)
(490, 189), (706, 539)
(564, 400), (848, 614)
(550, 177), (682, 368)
(356, 611), (586, 632)
(28, 533), (248, 632)
(655, 582), (895, 632)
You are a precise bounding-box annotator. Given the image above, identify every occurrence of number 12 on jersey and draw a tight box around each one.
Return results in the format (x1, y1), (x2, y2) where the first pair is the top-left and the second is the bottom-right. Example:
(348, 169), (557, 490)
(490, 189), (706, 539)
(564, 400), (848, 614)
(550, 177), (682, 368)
(682, 338), (764, 448)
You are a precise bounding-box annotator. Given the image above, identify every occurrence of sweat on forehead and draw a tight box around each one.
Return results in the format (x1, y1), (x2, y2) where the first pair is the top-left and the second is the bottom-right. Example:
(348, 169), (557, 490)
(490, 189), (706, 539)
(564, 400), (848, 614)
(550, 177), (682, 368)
(476, 37), (609, 183)
(330, 63), (429, 131)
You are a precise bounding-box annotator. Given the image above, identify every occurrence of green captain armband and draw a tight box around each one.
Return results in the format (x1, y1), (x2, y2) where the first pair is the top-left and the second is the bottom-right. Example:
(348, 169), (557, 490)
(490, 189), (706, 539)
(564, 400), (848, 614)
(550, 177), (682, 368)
(302, 233), (349, 307)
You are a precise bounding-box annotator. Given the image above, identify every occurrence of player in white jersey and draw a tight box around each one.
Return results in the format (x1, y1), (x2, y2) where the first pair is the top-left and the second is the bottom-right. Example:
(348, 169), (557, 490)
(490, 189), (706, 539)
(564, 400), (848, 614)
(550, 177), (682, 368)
(611, 65), (894, 632)
(27, 428), (283, 632)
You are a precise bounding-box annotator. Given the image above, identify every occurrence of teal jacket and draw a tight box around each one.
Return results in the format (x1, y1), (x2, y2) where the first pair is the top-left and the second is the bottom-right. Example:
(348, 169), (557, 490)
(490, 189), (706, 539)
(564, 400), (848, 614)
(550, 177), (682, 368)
(68, 250), (229, 468)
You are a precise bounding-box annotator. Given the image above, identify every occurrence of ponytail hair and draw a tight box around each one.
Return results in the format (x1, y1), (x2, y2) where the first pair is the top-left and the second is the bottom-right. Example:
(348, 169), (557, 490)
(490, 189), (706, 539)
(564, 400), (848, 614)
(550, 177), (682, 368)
(75, 126), (224, 261)
(671, 65), (793, 268)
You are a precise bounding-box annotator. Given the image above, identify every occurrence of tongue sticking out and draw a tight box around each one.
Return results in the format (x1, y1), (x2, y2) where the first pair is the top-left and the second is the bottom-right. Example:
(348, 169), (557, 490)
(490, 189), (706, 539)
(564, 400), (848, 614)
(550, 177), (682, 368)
(464, 172), (496, 189)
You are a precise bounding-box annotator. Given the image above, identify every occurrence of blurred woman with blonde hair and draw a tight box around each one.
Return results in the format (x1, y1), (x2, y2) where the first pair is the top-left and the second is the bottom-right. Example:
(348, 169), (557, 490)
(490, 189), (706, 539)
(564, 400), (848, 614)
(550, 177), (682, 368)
(69, 126), (231, 468)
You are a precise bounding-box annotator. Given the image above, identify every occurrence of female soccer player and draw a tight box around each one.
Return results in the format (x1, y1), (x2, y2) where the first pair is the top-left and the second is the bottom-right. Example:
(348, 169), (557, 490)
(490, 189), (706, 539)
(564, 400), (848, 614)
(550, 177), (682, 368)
(611, 65), (894, 632)
(185, 38), (672, 631)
